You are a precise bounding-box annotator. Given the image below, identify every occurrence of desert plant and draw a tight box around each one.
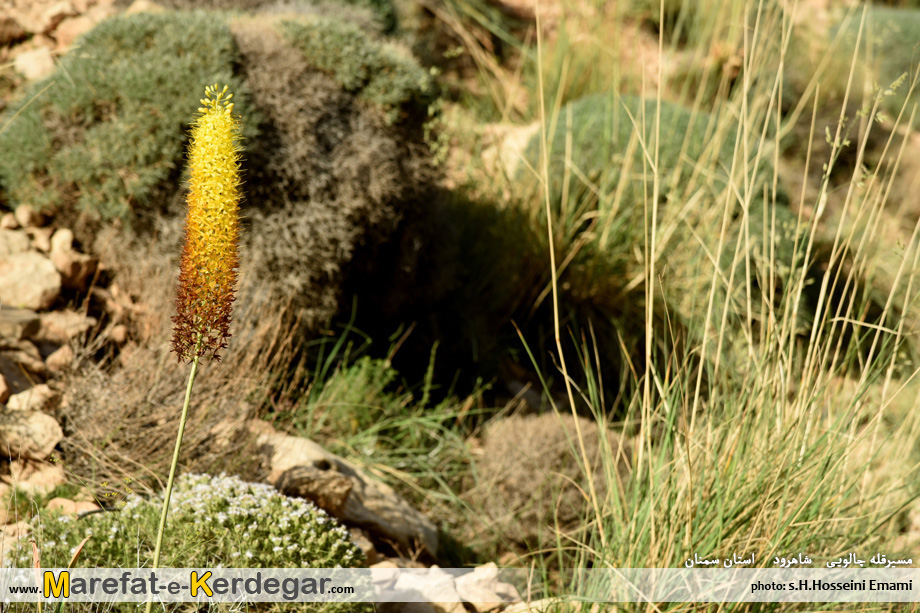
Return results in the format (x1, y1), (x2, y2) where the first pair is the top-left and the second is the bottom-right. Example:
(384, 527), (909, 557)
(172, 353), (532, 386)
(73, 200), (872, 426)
(0, 12), (253, 224)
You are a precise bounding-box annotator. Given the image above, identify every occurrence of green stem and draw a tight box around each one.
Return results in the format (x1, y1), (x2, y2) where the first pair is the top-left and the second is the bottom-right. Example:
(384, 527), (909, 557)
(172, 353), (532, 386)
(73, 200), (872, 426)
(144, 354), (200, 613)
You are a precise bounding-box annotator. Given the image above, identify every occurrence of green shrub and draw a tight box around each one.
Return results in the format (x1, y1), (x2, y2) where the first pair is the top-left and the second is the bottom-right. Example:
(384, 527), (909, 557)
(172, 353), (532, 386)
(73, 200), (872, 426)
(280, 17), (434, 125)
(14, 474), (362, 571)
(0, 11), (253, 222)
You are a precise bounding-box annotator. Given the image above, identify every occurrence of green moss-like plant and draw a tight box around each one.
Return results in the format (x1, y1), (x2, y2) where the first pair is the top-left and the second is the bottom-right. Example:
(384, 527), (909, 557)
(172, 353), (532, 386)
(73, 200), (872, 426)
(0, 11), (253, 222)
(280, 17), (434, 125)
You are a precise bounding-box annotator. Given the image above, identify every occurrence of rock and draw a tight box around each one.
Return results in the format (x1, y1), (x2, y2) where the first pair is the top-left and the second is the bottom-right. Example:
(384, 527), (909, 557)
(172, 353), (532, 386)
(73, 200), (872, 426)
(370, 558), (427, 569)
(0, 252), (61, 309)
(107, 323), (128, 344)
(0, 376), (8, 405)
(432, 604), (466, 613)
(124, 0), (166, 15)
(0, 214), (18, 230)
(46, 498), (99, 516)
(75, 500), (101, 515)
(6, 384), (60, 412)
(49, 228), (74, 254)
(46, 497), (77, 514)
(455, 564), (521, 612)
(349, 528), (378, 565)
(0, 229), (31, 256)
(26, 228), (53, 253)
(38, 1), (77, 34)
(277, 465), (353, 516)
(0, 411), (63, 460)
(253, 423), (439, 557)
(51, 248), (97, 290)
(0, 308), (40, 340)
(45, 344), (74, 373)
(14, 205), (46, 229)
(0, 16), (27, 46)
(36, 311), (96, 343)
(53, 14), (94, 49)
(5, 459), (66, 494)
(0, 340), (47, 395)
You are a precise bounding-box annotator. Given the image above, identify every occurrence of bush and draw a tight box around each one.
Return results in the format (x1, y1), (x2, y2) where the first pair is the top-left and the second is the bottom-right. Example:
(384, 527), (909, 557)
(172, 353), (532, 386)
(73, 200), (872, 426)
(279, 17), (434, 124)
(0, 11), (253, 223)
(518, 94), (800, 338)
(836, 5), (920, 115)
(233, 16), (435, 327)
(13, 474), (363, 570)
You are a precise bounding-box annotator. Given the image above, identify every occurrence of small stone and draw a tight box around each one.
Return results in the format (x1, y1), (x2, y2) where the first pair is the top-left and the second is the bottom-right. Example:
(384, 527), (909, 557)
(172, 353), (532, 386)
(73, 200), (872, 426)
(46, 498), (98, 516)
(39, 1), (76, 34)
(6, 384), (60, 412)
(0, 214), (17, 230)
(13, 47), (55, 81)
(125, 0), (166, 15)
(50, 228), (74, 254)
(51, 248), (97, 290)
(26, 227), (53, 253)
(46, 497), (77, 515)
(0, 229), (31, 256)
(0, 308), (40, 340)
(0, 252), (61, 310)
(6, 459), (66, 494)
(45, 345), (74, 374)
(53, 15), (94, 49)
(14, 205), (46, 229)
(108, 324), (128, 344)
(37, 311), (96, 343)
(0, 411), (63, 460)
(349, 528), (377, 565)
(74, 500), (100, 515)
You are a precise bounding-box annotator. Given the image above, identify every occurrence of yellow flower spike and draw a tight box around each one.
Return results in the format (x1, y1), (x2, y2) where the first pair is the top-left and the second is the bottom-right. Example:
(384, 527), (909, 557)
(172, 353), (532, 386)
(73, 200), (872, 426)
(146, 84), (243, 613)
(172, 83), (242, 362)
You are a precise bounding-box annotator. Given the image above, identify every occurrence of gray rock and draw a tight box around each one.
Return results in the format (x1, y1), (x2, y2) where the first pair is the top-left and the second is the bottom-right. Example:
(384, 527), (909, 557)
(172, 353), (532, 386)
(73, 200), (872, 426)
(0, 308), (40, 340)
(0, 410), (62, 460)
(0, 252), (61, 310)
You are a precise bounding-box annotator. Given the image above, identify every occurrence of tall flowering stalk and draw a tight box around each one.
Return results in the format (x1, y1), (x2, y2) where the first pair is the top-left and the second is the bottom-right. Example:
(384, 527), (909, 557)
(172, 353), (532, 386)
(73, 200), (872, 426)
(146, 85), (241, 612)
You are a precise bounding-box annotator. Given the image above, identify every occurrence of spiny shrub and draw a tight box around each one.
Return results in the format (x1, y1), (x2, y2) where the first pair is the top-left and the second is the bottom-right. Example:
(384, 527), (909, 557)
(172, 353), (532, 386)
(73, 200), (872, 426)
(233, 16), (434, 327)
(13, 474), (363, 569)
(0, 12), (253, 223)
